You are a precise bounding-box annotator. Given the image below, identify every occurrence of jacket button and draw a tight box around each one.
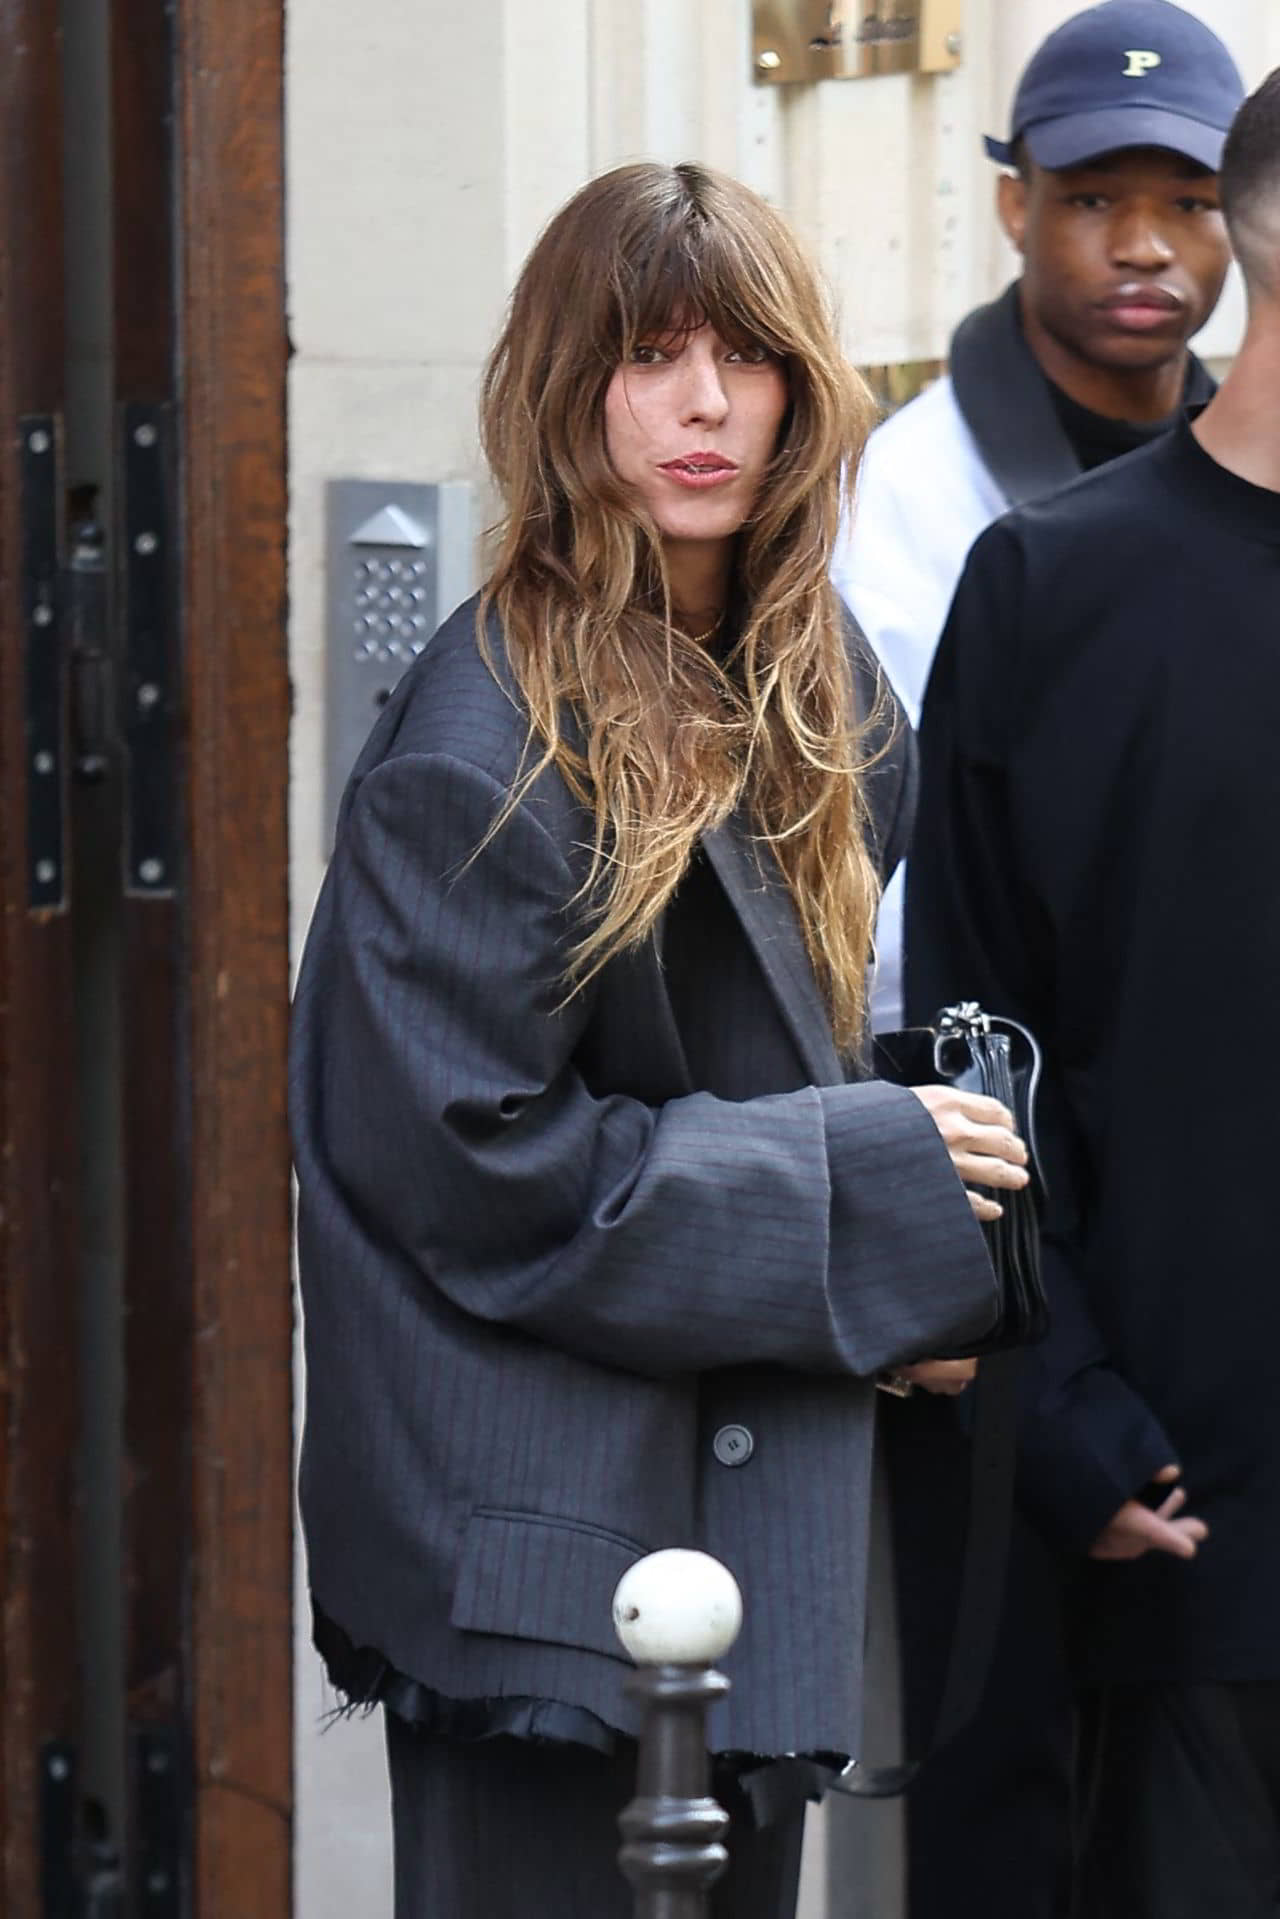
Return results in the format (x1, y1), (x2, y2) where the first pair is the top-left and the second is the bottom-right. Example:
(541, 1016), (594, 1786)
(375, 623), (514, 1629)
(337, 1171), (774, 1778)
(712, 1424), (754, 1467)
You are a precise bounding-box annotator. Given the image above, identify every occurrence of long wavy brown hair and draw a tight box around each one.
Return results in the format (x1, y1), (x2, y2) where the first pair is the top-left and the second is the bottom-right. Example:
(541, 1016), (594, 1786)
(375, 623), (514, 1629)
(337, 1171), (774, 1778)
(479, 161), (882, 1050)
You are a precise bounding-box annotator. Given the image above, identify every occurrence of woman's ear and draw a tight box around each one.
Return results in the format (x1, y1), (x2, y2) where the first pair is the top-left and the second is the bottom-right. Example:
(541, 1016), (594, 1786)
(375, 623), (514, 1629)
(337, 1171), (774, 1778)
(996, 171), (1029, 257)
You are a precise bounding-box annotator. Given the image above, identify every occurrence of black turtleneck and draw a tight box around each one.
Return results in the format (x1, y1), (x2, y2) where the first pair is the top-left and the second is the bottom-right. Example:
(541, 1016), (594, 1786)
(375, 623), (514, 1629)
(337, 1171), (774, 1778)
(1047, 357), (1217, 472)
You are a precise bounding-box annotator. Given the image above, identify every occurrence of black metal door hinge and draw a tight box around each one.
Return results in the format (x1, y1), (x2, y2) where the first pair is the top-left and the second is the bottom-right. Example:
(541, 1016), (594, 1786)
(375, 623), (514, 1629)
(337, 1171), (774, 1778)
(39, 1742), (128, 1919)
(120, 402), (177, 899)
(21, 415), (67, 911)
(129, 1724), (183, 1918)
(40, 1741), (80, 1919)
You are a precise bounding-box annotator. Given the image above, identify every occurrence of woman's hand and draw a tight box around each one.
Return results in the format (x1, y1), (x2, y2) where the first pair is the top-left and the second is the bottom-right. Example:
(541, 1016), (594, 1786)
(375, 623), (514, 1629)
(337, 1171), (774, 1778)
(896, 1358), (978, 1396)
(908, 1084), (1030, 1224)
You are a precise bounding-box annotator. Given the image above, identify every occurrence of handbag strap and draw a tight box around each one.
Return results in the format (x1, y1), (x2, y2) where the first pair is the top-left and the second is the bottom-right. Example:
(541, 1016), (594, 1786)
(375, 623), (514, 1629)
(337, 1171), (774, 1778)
(828, 1346), (1022, 1798)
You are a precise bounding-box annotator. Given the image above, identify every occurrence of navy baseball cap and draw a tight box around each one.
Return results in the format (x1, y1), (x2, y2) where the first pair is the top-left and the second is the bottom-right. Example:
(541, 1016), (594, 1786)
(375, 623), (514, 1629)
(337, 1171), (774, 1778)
(985, 1), (1245, 173)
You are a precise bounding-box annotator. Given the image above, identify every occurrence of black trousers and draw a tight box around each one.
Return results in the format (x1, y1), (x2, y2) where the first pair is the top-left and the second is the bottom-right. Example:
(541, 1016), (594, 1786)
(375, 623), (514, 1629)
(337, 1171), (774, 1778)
(898, 1522), (1075, 1918)
(385, 1712), (806, 1919)
(886, 1388), (1280, 1919)
(1074, 1682), (1280, 1919)
(886, 1398), (1075, 1919)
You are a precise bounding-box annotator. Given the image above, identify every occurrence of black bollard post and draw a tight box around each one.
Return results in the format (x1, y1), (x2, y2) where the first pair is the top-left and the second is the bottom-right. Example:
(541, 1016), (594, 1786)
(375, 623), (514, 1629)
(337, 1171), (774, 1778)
(613, 1549), (743, 1919)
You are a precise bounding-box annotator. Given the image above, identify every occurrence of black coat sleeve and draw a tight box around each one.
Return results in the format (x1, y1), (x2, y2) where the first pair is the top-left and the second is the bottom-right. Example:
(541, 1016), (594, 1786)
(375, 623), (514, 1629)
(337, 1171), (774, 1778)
(906, 522), (1175, 1553)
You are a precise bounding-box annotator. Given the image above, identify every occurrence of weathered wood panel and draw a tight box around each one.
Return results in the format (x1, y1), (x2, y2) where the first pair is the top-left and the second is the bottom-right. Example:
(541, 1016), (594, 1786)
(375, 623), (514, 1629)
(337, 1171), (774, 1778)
(0, 2), (80, 1911)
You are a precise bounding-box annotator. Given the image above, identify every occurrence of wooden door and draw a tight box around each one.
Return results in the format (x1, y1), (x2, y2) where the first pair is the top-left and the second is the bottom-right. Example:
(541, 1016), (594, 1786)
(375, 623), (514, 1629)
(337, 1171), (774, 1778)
(172, 0), (294, 1907)
(0, 0), (291, 1911)
(112, 1), (293, 1911)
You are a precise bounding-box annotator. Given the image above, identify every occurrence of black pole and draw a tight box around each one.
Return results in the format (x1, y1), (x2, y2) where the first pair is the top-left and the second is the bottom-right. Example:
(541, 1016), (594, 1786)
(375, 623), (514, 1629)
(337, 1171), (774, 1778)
(618, 1661), (731, 1918)
(613, 1550), (742, 1919)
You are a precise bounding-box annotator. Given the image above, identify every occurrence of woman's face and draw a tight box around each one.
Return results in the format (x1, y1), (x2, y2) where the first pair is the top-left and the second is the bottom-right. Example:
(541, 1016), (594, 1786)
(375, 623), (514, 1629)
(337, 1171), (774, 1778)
(603, 322), (789, 556)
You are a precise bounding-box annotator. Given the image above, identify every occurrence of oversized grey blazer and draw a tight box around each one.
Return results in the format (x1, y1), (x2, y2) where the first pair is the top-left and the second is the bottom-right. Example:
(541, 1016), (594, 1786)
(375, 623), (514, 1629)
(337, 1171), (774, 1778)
(290, 595), (997, 1760)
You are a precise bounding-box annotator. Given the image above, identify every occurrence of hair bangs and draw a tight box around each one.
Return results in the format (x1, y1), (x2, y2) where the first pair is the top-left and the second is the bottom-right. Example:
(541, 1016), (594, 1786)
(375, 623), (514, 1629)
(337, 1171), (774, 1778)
(612, 195), (794, 363)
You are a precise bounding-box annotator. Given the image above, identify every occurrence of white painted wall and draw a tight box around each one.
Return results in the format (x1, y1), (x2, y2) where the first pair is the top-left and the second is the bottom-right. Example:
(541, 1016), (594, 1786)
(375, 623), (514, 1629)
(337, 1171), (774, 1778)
(286, 6), (1280, 1913)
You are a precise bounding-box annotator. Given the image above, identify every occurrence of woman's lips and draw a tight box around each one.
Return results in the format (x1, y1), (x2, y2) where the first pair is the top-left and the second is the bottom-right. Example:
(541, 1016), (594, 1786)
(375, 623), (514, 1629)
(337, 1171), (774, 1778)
(657, 458), (740, 490)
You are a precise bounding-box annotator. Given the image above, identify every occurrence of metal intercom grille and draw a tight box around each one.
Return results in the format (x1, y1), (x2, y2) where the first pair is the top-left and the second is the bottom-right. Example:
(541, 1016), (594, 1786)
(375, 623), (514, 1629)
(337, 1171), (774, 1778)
(353, 554), (432, 664)
(325, 480), (472, 849)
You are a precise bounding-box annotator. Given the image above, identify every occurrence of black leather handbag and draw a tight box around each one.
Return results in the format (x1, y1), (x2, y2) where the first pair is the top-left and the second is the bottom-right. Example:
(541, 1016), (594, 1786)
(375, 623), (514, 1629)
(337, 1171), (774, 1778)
(875, 1000), (1049, 1358)
(832, 1002), (1051, 1801)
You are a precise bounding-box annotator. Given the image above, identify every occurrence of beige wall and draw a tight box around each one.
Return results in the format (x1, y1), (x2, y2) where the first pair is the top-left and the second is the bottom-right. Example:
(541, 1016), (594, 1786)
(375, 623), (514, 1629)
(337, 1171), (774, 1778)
(287, 5), (1280, 1912)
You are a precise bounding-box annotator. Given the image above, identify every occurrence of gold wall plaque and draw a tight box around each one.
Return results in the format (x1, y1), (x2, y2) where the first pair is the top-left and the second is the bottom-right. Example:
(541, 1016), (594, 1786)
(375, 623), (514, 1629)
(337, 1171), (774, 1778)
(752, 1), (963, 85)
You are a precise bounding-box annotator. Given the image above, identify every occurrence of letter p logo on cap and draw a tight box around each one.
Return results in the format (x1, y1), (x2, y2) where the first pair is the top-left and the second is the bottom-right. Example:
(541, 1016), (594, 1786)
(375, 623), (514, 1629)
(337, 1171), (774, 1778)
(1123, 49), (1163, 78)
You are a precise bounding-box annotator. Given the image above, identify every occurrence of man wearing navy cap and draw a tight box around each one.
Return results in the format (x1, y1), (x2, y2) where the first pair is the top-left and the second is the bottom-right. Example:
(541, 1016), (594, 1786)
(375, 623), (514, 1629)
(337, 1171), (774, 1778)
(829, 7), (1246, 1918)
(833, 0), (1241, 1034)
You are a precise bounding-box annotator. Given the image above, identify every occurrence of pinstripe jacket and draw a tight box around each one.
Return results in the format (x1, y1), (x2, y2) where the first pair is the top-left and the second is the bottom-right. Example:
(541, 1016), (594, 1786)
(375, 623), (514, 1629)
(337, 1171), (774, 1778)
(290, 595), (997, 1760)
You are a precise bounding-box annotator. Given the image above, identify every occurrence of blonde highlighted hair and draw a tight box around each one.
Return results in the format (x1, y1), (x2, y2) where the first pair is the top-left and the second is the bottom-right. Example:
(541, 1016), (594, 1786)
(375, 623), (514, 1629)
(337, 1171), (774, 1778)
(479, 161), (882, 1050)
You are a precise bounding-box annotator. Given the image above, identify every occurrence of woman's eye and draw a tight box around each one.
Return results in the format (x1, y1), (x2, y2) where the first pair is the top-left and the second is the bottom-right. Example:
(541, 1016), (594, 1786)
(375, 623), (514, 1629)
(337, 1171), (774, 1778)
(629, 343), (668, 365)
(726, 343), (773, 365)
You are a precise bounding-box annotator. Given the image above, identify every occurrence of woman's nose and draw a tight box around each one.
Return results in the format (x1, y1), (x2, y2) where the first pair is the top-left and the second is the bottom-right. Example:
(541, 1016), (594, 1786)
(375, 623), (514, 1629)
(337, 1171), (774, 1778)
(678, 349), (730, 425)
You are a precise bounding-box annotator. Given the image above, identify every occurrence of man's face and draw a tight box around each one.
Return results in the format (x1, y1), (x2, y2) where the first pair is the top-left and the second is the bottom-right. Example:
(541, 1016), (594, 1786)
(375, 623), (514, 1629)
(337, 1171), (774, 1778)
(998, 147), (1231, 373)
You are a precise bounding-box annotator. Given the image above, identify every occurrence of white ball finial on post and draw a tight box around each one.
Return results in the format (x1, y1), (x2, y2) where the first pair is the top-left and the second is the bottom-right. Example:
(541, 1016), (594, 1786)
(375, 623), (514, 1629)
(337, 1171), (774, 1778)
(613, 1550), (743, 1917)
(613, 1548), (743, 1667)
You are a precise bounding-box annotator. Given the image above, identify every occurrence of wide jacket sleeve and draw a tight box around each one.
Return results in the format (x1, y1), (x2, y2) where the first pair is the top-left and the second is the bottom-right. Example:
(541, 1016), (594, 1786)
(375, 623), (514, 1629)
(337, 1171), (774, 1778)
(906, 525), (1175, 1552)
(301, 747), (997, 1382)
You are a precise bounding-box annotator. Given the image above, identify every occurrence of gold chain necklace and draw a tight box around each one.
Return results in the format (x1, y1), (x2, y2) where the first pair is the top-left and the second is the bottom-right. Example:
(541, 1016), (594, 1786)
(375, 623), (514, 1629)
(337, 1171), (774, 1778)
(681, 616), (723, 646)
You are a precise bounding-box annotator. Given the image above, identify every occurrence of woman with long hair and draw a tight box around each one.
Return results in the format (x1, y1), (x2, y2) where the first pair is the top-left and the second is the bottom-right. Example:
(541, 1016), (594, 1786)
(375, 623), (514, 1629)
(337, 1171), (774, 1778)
(291, 161), (1027, 1918)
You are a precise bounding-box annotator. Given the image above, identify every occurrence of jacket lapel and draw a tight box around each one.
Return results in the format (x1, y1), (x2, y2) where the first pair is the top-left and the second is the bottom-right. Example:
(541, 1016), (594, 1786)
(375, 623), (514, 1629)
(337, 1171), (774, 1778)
(950, 282), (1216, 511)
(949, 283), (1080, 509)
(702, 814), (846, 1087)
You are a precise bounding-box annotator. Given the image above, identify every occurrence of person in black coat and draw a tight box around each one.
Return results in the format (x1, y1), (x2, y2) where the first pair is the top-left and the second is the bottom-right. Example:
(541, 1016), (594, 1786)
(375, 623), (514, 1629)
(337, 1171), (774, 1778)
(837, 8), (1243, 1914)
(909, 69), (1280, 1918)
(289, 161), (1027, 1919)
